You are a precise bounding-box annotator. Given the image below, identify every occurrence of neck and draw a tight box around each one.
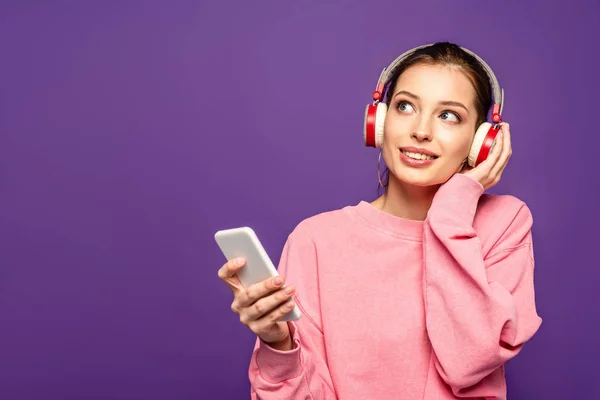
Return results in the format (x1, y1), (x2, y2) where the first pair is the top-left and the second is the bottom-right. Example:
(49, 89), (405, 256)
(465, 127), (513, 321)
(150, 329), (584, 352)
(371, 175), (440, 221)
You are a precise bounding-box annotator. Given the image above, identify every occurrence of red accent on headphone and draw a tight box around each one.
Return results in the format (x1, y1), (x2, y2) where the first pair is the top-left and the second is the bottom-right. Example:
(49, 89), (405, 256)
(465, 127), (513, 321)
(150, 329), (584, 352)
(372, 83), (385, 101)
(475, 125), (501, 166)
(365, 105), (377, 147)
(492, 104), (502, 124)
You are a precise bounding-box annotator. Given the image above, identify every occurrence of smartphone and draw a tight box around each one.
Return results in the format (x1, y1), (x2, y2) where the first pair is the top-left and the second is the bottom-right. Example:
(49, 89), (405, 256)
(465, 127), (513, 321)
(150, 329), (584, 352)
(214, 226), (301, 321)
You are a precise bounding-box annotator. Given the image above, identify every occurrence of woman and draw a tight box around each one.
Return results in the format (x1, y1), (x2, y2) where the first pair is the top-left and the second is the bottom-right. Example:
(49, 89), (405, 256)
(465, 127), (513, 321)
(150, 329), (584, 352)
(218, 42), (542, 399)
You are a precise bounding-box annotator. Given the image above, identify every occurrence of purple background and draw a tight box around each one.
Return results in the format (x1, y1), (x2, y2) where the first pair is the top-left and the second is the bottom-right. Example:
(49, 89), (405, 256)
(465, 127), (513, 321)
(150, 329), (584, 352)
(1, 1), (598, 399)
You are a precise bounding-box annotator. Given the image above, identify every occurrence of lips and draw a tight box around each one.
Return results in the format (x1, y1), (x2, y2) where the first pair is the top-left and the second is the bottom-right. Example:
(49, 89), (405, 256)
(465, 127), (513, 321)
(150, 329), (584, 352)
(399, 146), (440, 158)
(398, 148), (438, 168)
(401, 150), (437, 161)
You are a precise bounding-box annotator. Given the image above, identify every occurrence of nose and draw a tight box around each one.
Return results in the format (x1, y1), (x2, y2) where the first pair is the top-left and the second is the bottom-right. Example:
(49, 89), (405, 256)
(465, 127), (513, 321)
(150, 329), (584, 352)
(411, 130), (432, 141)
(410, 116), (433, 142)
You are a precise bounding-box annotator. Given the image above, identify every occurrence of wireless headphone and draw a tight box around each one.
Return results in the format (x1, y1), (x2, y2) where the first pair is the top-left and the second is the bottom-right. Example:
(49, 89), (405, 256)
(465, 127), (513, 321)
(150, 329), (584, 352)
(364, 44), (505, 167)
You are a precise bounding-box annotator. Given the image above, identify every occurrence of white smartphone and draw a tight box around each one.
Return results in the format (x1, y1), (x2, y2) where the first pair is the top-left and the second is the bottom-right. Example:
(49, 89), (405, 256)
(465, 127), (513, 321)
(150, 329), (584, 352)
(214, 226), (301, 321)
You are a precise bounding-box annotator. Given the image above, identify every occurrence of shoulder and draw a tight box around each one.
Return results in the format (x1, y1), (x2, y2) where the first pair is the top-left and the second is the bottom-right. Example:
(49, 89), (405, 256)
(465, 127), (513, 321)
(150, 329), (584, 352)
(286, 203), (356, 242)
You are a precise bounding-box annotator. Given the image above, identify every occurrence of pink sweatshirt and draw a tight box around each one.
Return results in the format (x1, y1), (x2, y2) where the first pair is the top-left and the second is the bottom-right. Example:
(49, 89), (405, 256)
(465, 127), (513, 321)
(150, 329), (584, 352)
(248, 174), (543, 399)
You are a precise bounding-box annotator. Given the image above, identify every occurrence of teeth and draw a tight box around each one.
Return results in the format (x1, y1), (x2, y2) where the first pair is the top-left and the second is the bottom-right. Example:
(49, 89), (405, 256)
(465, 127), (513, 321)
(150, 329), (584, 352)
(402, 150), (436, 160)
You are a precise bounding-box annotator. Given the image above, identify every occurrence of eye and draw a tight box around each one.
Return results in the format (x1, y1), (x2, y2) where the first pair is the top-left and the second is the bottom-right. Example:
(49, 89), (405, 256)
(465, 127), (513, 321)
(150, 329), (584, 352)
(397, 101), (415, 113)
(440, 111), (461, 123)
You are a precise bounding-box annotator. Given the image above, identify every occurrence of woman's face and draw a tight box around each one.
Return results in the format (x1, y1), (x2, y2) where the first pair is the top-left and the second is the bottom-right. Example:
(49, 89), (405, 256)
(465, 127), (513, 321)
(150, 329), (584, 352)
(382, 63), (479, 187)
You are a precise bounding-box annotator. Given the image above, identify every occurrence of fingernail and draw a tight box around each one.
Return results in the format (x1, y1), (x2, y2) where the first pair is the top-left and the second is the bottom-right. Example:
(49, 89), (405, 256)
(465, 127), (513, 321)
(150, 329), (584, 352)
(273, 277), (283, 286)
(286, 301), (294, 309)
(235, 257), (244, 266)
(284, 286), (294, 295)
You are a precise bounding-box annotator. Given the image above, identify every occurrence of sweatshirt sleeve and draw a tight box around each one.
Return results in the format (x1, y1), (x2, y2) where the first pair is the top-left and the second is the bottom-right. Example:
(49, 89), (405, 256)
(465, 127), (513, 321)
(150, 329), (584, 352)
(422, 173), (543, 396)
(248, 227), (337, 400)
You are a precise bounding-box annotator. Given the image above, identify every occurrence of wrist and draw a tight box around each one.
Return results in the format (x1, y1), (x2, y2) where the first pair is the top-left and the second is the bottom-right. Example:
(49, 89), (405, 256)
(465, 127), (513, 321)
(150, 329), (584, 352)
(429, 173), (484, 225)
(267, 332), (294, 351)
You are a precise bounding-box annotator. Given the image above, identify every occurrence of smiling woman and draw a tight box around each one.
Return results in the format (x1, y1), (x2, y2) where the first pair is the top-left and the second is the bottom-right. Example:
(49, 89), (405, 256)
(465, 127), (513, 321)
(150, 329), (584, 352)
(377, 43), (497, 194)
(383, 63), (483, 188)
(218, 41), (541, 400)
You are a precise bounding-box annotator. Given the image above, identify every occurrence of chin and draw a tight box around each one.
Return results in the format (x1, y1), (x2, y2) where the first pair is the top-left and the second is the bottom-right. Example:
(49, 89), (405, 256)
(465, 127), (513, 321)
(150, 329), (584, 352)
(391, 165), (452, 187)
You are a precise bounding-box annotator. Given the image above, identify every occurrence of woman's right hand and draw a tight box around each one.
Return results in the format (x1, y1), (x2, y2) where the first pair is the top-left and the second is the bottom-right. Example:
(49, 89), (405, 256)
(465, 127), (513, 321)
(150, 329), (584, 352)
(218, 257), (296, 351)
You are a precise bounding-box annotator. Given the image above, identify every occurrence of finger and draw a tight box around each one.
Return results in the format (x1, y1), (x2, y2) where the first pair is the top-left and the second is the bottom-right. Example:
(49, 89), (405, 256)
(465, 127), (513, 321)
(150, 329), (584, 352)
(472, 129), (503, 172)
(490, 123), (511, 177)
(252, 297), (296, 330)
(501, 122), (511, 150)
(244, 285), (296, 322)
(489, 126), (505, 163)
(493, 151), (511, 183)
(217, 257), (245, 291)
(478, 126), (505, 171)
(501, 123), (512, 161)
(238, 275), (285, 308)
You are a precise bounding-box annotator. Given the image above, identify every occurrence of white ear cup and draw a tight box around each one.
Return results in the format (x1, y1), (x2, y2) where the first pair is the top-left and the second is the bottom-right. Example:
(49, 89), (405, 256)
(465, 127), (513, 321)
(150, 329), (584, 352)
(374, 102), (387, 148)
(468, 122), (493, 167)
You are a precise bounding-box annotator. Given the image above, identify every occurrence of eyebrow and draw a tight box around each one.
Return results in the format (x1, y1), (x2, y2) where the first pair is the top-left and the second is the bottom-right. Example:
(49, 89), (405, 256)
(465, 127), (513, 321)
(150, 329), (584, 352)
(393, 90), (469, 114)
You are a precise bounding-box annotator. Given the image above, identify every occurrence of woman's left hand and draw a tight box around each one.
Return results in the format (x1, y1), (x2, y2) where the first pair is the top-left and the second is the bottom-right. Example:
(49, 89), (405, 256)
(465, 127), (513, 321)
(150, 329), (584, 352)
(461, 122), (512, 191)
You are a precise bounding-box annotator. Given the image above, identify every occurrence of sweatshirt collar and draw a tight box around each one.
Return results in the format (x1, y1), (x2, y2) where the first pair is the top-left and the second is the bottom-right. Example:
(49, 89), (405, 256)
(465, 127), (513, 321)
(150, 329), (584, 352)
(352, 200), (424, 241)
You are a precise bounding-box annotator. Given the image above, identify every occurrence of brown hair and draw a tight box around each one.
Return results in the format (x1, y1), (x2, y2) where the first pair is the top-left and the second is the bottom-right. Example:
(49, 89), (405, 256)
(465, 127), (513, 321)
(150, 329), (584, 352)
(378, 41), (494, 190)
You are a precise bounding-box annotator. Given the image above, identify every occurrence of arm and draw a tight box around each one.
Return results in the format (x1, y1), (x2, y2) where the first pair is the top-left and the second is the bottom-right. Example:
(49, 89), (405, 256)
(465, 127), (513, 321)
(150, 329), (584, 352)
(248, 228), (337, 399)
(423, 174), (542, 396)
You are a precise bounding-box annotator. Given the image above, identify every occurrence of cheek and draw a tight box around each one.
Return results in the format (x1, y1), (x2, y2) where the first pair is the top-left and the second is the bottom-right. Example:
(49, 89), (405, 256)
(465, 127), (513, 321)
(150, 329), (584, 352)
(383, 113), (409, 144)
(437, 131), (472, 159)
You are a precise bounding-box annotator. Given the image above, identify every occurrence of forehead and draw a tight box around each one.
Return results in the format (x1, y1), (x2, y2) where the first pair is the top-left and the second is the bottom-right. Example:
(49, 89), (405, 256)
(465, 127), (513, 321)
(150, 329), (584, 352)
(392, 63), (476, 106)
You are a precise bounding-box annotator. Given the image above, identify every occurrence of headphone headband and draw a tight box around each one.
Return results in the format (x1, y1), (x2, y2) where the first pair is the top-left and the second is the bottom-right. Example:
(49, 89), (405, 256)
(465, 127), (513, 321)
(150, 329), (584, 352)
(373, 43), (504, 123)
